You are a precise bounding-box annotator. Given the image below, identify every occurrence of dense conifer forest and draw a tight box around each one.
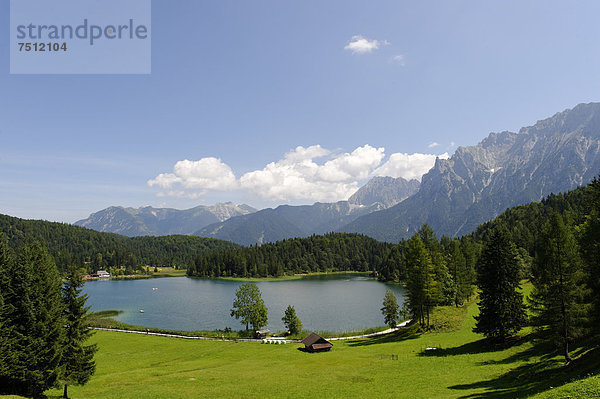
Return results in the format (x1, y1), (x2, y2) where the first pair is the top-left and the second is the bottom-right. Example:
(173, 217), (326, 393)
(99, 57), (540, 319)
(0, 214), (238, 273)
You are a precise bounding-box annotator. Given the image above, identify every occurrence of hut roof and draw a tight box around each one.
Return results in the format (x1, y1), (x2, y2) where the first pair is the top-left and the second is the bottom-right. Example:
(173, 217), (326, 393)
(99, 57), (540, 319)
(301, 333), (331, 347)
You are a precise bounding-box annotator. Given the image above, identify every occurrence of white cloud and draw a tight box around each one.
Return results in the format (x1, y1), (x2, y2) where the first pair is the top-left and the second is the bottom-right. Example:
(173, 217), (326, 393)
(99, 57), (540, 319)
(392, 54), (405, 65)
(148, 157), (237, 192)
(148, 145), (447, 203)
(428, 142), (440, 148)
(344, 35), (381, 54)
(373, 152), (450, 181)
(239, 145), (384, 202)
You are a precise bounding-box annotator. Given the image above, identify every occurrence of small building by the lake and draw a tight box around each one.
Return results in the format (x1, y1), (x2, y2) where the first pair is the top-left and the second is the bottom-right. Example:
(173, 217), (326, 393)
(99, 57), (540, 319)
(301, 333), (333, 352)
(91, 270), (110, 278)
(256, 329), (270, 338)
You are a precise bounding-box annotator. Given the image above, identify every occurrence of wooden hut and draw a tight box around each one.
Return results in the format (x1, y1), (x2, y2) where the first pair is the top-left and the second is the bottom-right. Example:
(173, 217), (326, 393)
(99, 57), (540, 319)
(255, 329), (270, 338)
(301, 333), (333, 352)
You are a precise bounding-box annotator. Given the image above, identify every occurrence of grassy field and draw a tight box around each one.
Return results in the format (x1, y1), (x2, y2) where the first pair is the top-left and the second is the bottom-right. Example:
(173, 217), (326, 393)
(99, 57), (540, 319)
(2, 290), (595, 399)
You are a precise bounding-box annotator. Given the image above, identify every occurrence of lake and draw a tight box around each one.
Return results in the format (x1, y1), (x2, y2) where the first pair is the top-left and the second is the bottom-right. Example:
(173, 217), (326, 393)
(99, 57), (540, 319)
(84, 274), (406, 333)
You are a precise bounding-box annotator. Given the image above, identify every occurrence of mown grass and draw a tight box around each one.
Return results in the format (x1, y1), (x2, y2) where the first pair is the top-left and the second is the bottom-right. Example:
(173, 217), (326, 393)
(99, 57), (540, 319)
(5, 283), (599, 398)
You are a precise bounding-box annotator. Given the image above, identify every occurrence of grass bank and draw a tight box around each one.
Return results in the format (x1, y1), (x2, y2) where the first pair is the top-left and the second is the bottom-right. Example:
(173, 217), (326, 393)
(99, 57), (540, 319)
(86, 310), (395, 340)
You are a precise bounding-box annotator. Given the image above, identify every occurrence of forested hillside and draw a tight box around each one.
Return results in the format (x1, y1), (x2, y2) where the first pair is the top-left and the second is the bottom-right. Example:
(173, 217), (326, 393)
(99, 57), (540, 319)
(187, 233), (396, 278)
(0, 214), (238, 272)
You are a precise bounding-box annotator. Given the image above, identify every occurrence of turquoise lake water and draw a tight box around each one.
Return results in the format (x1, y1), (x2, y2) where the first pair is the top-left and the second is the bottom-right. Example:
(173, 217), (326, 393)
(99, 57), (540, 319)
(84, 274), (406, 333)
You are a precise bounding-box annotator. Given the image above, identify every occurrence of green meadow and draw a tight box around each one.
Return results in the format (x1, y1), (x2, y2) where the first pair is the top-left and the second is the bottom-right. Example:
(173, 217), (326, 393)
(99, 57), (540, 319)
(4, 288), (598, 399)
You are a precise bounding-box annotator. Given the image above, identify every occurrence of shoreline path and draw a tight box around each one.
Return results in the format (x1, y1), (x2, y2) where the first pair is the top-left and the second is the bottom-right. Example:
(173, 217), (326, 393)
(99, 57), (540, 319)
(90, 320), (411, 343)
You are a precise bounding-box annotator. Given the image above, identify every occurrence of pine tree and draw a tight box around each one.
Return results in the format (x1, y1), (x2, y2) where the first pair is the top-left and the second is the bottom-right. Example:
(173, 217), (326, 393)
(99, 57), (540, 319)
(281, 305), (302, 335)
(60, 266), (97, 398)
(530, 213), (587, 363)
(381, 289), (400, 328)
(473, 226), (526, 342)
(1, 241), (65, 398)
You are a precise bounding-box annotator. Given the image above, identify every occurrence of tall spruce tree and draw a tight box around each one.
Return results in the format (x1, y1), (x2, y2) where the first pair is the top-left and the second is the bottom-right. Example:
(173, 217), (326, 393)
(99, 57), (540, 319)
(530, 213), (587, 362)
(60, 266), (97, 398)
(1, 241), (65, 398)
(473, 226), (526, 342)
(580, 177), (600, 332)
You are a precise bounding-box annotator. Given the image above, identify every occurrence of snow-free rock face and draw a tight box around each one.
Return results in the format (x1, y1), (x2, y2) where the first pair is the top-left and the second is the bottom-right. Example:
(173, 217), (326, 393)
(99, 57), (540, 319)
(342, 103), (600, 242)
(74, 202), (256, 236)
(348, 176), (420, 208)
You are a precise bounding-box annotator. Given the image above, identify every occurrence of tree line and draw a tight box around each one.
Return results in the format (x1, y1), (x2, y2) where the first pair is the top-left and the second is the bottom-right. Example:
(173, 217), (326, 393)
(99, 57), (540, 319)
(399, 176), (600, 363)
(0, 213), (238, 274)
(187, 233), (395, 278)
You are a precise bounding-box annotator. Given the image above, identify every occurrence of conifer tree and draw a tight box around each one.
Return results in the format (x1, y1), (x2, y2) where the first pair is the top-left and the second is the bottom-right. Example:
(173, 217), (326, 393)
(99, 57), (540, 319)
(281, 305), (302, 335)
(530, 213), (587, 363)
(405, 234), (438, 329)
(447, 239), (473, 307)
(60, 266), (97, 398)
(1, 241), (65, 398)
(381, 289), (400, 328)
(473, 226), (526, 341)
(580, 177), (600, 332)
(0, 235), (15, 391)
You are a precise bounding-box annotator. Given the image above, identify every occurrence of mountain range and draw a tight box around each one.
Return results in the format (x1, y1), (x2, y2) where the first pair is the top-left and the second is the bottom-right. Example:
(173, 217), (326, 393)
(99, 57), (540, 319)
(342, 102), (600, 241)
(75, 103), (600, 245)
(74, 202), (256, 236)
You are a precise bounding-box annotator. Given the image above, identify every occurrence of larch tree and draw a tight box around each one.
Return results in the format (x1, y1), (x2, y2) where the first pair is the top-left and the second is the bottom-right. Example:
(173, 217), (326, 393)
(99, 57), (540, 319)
(473, 226), (526, 342)
(530, 213), (587, 363)
(381, 289), (400, 328)
(405, 234), (438, 329)
(447, 239), (473, 307)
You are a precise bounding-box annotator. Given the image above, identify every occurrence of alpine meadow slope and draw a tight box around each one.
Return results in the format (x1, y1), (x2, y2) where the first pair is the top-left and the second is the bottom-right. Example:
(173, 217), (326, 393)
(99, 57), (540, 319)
(342, 102), (600, 242)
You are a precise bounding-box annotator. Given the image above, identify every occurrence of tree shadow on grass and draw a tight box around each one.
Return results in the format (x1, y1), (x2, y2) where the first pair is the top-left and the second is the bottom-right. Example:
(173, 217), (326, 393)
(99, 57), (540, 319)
(346, 325), (421, 347)
(417, 335), (533, 358)
(448, 346), (600, 399)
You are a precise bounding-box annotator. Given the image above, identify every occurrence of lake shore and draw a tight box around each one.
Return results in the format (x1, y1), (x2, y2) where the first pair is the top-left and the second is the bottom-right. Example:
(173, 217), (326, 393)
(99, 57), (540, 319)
(207, 270), (373, 282)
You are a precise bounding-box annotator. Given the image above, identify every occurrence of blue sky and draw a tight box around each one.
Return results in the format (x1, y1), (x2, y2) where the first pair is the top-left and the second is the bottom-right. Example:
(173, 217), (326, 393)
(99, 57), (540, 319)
(2, 0), (600, 222)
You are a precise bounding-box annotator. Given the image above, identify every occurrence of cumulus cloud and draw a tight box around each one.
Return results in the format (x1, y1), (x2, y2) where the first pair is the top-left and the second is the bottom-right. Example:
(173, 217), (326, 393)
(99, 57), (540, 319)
(147, 157), (237, 192)
(344, 35), (381, 54)
(148, 145), (448, 203)
(428, 142), (440, 148)
(373, 152), (450, 181)
(239, 145), (385, 202)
